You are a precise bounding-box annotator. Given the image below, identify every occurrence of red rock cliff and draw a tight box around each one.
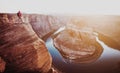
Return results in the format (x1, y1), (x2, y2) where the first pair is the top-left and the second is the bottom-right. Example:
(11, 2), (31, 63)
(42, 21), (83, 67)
(0, 13), (52, 73)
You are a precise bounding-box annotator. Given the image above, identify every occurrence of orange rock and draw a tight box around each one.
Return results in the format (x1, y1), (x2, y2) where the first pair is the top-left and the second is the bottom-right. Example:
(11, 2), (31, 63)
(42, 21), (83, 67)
(53, 28), (103, 63)
(0, 57), (6, 73)
(0, 14), (52, 73)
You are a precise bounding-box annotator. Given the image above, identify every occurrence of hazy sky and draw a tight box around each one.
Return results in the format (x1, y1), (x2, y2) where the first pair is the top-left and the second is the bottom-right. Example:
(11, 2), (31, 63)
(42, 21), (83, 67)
(0, 0), (120, 15)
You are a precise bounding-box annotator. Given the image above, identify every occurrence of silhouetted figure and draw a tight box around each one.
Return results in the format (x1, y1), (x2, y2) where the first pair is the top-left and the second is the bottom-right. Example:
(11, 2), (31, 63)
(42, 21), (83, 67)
(17, 11), (23, 22)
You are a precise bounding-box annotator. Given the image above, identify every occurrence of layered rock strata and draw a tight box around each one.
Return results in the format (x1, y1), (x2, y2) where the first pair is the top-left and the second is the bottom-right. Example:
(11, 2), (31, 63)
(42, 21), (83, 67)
(0, 13), (52, 73)
(0, 57), (5, 73)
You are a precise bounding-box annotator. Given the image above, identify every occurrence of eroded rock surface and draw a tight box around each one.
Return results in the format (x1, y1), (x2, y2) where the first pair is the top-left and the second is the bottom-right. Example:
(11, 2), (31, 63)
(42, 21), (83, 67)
(0, 13), (52, 73)
(69, 16), (120, 50)
(0, 13), (69, 40)
(53, 28), (103, 63)
(0, 57), (6, 73)
(28, 15), (69, 40)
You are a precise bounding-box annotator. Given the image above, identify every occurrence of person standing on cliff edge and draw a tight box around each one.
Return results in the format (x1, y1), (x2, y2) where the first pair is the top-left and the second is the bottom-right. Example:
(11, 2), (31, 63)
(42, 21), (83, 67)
(17, 11), (23, 23)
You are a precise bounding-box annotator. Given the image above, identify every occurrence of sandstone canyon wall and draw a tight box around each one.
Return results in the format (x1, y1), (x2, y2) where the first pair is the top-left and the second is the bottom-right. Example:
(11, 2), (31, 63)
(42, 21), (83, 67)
(68, 16), (120, 50)
(0, 13), (120, 73)
(0, 13), (68, 39)
(0, 57), (5, 73)
(28, 14), (68, 39)
(0, 13), (53, 73)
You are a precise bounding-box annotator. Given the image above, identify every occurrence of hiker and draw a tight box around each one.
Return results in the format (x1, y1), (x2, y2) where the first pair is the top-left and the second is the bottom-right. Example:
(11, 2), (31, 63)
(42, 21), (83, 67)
(17, 11), (23, 22)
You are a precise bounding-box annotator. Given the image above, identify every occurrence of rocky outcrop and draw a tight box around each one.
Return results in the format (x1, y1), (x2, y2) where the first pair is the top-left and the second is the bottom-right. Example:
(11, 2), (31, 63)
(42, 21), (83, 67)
(0, 13), (69, 39)
(0, 13), (52, 73)
(1, 13), (120, 72)
(0, 57), (6, 73)
(53, 28), (103, 63)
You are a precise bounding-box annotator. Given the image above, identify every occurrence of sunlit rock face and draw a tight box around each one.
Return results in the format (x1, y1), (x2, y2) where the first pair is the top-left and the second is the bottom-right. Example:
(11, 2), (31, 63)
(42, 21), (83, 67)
(86, 16), (120, 50)
(0, 13), (52, 73)
(69, 16), (120, 50)
(0, 57), (6, 73)
(53, 28), (103, 63)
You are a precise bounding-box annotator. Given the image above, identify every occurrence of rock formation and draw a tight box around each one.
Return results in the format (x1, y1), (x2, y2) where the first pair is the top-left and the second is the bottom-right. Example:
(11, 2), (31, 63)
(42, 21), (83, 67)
(0, 57), (6, 73)
(1, 13), (120, 73)
(0, 13), (52, 73)
(69, 16), (120, 50)
(0, 13), (69, 40)
(28, 15), (68, 40)
(53, 28), (103, 63)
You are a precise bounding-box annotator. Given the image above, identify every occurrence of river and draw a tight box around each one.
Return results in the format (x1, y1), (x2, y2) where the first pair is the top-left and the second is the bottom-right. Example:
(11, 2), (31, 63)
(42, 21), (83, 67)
(45, 27), (120, 73)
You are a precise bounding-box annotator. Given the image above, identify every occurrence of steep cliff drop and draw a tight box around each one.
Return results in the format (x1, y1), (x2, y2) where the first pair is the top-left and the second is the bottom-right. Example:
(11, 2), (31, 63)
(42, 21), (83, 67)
(28, 15), (68, 41)
(0, 13), (52, 73)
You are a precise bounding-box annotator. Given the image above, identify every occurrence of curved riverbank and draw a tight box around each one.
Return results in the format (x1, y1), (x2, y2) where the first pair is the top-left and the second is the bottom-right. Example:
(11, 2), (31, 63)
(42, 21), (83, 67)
(45, 27), (120, 73)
